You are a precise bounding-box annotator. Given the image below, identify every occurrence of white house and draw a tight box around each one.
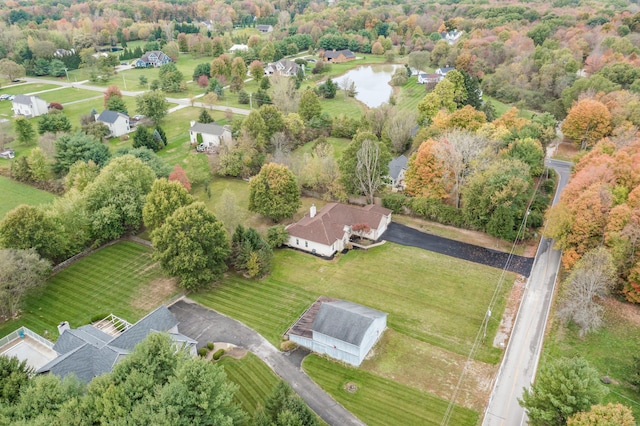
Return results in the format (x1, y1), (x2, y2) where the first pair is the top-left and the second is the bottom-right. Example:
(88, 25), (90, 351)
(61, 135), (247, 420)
(256, 24), (273, 33)
(436, 66), (455, 76)
(189, 121), (232, 149)
(95, 110), (130, 138)
(230, 44), (249, 53)
(264, 59), (302, 77)
(418, 72), (442, 85)
(285, 203), (392, 257)
(388, 155), (408, 189)
(11, 95), (48, 118)
(287, 298), (387, 366)
(442, 29), (463, 44)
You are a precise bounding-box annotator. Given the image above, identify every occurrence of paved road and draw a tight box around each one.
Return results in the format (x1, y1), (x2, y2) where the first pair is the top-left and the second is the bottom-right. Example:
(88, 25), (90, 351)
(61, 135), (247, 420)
(168, 299), (365, 426)
(382, 222), (534, 276)
(482, 159), (572, 426)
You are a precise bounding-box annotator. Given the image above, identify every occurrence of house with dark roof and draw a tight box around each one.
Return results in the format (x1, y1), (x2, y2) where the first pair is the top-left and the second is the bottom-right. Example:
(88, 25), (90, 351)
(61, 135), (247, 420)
(34, 306), (196, 383)
(135, 50), (171, 68)
(95, 110), (130, 137)
(11, 95), (48, 118)
(418, 73), (443, 85)
(436, 66), (455, 76)
(387, 155), (408, 189)
(189, 120), (232, 151)
(322, 49), (356, 63)
(256, 24), (273, 33)
(285, 203), (392, 257)
(264, 59), (302, 77)
(287, 297), (387, 366)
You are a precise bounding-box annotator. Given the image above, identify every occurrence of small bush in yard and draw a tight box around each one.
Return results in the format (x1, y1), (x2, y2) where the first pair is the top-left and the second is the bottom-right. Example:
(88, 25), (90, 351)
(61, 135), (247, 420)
(198, 347), (208, 357)
(206, 342), (214, 350)
(281, 340), (298, 352)
(212, 349), (225, 360)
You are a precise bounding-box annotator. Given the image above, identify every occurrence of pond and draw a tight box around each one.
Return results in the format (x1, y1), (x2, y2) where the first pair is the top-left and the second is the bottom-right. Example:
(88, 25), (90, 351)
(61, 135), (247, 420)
(333, 64), (402, 108)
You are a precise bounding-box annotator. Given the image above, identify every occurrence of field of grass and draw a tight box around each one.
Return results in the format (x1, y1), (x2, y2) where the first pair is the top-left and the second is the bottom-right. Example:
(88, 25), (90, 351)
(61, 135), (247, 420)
(219, 352), (280, 417)
(192, 243), (511, 364)
(39, 88), (101, 104)
(0, 83), (60, 96)
(0, 241), (177, 339)
(543, 300), (640, 419)
(0, 176), (56, 218)
(318, 90), (365, 117)
(295, 136), (350, 160)
(303, 355), (479, 426)
(397, 76), (426, 114)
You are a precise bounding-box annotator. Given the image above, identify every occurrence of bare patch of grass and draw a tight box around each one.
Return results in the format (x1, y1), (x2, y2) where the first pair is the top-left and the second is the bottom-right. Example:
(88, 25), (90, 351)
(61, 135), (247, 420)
(131, 276), (180, 311)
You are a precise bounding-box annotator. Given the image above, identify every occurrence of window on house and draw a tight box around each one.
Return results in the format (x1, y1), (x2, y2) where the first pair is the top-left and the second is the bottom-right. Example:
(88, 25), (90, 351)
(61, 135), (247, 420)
(305, 241), (308, 247)
(296, 239), (299, 245)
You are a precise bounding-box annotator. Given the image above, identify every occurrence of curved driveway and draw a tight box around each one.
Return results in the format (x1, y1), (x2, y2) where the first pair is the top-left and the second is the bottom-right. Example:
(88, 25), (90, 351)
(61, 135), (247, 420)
(168, 299), (365, 426)
(382, 222), (534, 276)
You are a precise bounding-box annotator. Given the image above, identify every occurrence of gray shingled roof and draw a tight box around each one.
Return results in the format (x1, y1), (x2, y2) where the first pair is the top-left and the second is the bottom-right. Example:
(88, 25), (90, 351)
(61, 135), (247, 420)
(97, 110), (128, 124)
(312, 300), (386, 346)
(38, 306), (183, 383)
(108, 306), (178, 351)
(12, 94), (34, 106)
(324, 49), (355, 59)
(190, 122), (227, 136)
(388, 155), (408, 180)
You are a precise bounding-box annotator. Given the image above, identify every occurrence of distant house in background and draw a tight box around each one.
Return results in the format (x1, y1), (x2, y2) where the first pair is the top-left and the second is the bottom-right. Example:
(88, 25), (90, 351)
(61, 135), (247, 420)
(53, 48), (75, 58)
(11, 95), (48, 118)
(264, 59), (302, 77)
(388, 155), (408, 190)
(287, 297), (387, 366)
(189, 121), (232, 150)
(135, 51), (171, 68)
(0, 306), (196, 383)
(435, 66), (455, 77)
(418, 73), (442, 85)
(286, 203), (392, 257)
(230, 44), (249, 53)
(322, 49), (356, 63)
(256, 24), (273, 33)
(441, 29), (463, 44)
(95, 110), (130, 138)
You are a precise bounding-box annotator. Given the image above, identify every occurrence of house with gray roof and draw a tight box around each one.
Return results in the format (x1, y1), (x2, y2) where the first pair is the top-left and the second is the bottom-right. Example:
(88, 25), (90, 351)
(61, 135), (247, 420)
(264, 59), (302, 77)
(11, 95), (48, 118)
(285, 203), (392, 257)
(256, 24), (273, 33)
(95, 110), (130, 138)
(34, 306), (196, 383)
(189, 120), (232, 151)
(322, 49), (356, 64)
(135, 50), (171, 68)
(287, 297), (387, 366)
(387, 155), (408, 190)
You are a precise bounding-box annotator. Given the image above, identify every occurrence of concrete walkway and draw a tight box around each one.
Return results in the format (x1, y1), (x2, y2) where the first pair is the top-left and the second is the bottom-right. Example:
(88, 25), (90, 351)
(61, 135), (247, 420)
(168, 298), (364, 426)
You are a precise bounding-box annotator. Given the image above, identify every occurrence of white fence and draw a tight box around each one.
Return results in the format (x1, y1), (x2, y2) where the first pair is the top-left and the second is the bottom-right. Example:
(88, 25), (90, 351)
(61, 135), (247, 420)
(0, 327), (54, 351)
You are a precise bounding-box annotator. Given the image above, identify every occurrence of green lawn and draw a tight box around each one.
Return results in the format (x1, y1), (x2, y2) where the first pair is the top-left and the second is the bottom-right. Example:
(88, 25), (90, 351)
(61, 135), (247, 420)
(295, 136), (350, 160)
(192, 243), (511, 364)
(0, 241), (176, 339)
(219, 352), (280, 417)
(0, 83), (59, 96)
(39, 88), (101, 104)
(0, 176), (56, 218)
(397, 76), (426, 114)
(318, 90), (365, 117)
(303, 355), (479, 426)
(543, 300), (640, 419)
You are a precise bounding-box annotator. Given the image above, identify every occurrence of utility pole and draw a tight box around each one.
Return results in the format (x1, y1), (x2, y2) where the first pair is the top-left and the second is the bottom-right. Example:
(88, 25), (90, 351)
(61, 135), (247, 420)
(249, 92), (252, 109)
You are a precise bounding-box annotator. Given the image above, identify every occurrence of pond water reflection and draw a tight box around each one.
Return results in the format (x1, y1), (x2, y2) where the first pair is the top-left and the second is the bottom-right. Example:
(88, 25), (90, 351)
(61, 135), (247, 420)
(333, 64), (402, 108)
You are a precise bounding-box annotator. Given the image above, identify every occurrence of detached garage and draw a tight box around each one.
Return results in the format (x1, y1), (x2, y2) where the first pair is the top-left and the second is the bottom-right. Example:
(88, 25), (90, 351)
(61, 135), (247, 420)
(287, 297), (387, 366)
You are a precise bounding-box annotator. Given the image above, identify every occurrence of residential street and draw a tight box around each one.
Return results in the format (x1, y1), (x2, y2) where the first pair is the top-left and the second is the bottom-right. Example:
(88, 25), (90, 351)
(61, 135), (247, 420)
(482, 159), (571, 426)
(168, 299), (365, 426)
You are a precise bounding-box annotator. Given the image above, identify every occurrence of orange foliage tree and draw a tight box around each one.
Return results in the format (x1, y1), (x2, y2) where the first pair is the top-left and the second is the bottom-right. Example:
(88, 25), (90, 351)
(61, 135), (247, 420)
(561, 99), (612, 150)
(168, 164), (192, 192)
(404, 139), (450, 199)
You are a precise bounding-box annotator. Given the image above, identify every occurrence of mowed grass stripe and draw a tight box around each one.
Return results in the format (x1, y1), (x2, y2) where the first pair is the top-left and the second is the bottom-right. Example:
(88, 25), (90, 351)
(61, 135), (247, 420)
(0, 242), (167, 338)
(219, 353), (280, 416)
(303, 355), (478, 426)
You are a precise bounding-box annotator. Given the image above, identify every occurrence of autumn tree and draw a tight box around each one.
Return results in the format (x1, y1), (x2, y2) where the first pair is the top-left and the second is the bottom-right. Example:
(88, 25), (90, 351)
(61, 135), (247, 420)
(249, 60), (264, 83)
(168, 164), (191, 191)
(339, 132), (391, 201)
(104, 85), (123, 108)
(0, 249), (51, 318)
(84, 155), (156, 243)
(249, 163), (301, 222)
(0, 58), (26, 82)
(143, 178), (194, 232)
(136, 91), (169, 124)
(405, 139), (450, 200)
(567, 403), (635, 426)
(503, 138), (545, 176)
(519, 357), (607, 426)
(230, 57), (247, 92)
(562, 99), (612, 150)
(152, 202), (230, 290)
(557, 247), (616, 336)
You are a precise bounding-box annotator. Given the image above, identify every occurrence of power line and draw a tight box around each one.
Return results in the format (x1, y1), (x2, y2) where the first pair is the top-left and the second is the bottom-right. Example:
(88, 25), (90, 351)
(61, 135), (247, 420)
(440, 171), (545, 425)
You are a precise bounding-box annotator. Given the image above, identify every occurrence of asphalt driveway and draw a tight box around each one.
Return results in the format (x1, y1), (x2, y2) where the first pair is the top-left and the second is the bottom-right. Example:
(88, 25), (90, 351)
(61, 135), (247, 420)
(169, 299), (364, 426)
(381, 222), (534, 276)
